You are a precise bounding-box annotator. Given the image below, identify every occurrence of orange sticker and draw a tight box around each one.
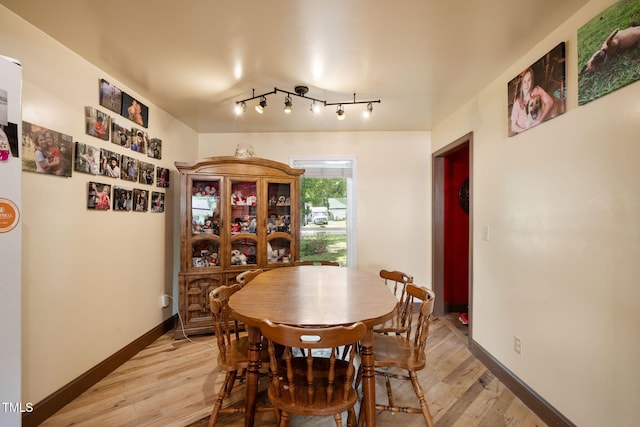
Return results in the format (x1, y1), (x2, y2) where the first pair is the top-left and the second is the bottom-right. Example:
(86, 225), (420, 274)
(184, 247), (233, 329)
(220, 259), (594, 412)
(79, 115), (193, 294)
(0, 198), (20, 233)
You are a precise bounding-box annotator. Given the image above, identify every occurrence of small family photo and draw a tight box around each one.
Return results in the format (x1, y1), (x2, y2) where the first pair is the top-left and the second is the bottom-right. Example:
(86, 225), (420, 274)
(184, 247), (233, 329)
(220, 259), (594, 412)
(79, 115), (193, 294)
(134, 188), (149, 212)
(156, 166), (170, 188)
(120, 155), (139, 182)
(151, 191), (165, 213)
(122, 93), (148, 128)
(99, 79), (122, 114)
(85, 106), (110, 141)
(507, 42), (566, 137)
(578, 0), (640, 105)
(113, 186), (133, 211)
(147, 137), (162, 159)
(88, 181), (111, 210)
(100, 148), (121, 178)
(111, 121), (131, 148)
(22, 121), (73, 177)
(131, 128), (147, 154)
(138, 161), (155, 185)
(74, 142), (100, 175)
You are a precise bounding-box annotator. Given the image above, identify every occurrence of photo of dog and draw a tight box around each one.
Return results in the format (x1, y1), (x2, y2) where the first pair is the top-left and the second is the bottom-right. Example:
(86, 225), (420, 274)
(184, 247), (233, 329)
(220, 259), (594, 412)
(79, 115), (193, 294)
(507, 42), (566, 137)
(526, 95), (565, 127)
(580, 23), (640, 75)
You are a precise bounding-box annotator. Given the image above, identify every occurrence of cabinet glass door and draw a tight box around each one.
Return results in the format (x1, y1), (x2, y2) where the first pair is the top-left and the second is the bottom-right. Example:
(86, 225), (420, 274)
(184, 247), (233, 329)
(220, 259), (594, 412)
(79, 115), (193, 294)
(190, 179), (221, 268)
(229, 180), (258, 267)
(230, 180), (258, 235)
(266, 181), (293, 265)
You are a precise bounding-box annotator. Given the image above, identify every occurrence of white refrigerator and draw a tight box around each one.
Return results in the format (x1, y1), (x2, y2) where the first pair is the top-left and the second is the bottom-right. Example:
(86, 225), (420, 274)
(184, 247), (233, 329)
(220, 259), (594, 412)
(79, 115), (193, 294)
(0, 54), (23, 426)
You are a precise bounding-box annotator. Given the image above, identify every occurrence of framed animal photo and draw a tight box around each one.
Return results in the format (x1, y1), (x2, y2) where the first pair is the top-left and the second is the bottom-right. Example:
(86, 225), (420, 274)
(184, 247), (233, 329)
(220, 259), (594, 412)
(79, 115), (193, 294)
(507, 42), (566, 137)
(85, 106), (110, 141)
(88, 181), (111, 210)
(578, 0), (640, 105)
(21, 121), (73, 177)
(74, 142), (100, 175)
(99, 78), (122, 114)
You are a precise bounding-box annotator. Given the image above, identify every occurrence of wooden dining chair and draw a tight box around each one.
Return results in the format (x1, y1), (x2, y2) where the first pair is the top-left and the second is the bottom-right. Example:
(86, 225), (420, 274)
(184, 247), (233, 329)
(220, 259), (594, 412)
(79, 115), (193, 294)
(356, 284), (435, 427)
(235, 268), (264, 286)
(294, 260), (340, 266)
(261, 320), (366, 427)
(374, 269), (414, 335)
(208, 284), (270, 426)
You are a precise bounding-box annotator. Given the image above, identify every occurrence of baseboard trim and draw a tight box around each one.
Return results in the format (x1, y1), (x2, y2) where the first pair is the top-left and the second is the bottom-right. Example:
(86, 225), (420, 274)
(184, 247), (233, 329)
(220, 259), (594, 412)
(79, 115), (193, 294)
(22, 315), (177, 427)
(469, 339), (575, 427)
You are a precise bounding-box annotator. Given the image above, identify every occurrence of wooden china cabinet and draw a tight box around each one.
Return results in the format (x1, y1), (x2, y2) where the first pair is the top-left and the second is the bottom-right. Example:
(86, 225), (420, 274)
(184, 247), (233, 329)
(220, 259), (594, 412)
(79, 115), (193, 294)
(174, 156), (304, 337)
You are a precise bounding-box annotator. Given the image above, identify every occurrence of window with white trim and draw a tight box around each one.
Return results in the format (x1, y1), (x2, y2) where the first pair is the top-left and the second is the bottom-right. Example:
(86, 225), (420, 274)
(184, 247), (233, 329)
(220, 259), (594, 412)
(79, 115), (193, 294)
(292, 158), (356, 267)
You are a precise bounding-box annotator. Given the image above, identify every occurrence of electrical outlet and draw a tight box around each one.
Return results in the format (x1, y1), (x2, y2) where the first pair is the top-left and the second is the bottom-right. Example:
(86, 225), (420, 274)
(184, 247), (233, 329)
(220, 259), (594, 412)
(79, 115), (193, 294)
(514, 336), (522, 355)
(161, 294), (170, 308)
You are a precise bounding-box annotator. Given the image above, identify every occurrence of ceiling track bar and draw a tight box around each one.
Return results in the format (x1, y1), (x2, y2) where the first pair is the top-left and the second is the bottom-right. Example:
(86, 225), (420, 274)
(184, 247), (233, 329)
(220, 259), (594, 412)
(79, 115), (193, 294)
(236, 88), (380, 107)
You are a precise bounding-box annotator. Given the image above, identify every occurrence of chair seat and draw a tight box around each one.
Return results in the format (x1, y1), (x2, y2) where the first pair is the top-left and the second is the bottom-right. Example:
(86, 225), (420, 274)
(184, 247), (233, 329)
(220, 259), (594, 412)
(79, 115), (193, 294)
(217, 336), (269, 371)
(269, 357), (358, 416)
(373, 334), (426, 371)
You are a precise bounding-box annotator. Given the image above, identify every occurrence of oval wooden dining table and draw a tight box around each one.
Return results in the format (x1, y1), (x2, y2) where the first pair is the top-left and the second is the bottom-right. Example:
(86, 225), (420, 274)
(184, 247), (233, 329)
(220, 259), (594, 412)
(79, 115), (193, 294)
(228, 266), (398, 426)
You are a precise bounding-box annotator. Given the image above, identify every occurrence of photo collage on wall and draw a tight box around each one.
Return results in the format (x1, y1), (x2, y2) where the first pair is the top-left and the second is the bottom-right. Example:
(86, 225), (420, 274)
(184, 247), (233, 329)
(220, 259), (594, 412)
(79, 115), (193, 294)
(21, 78), (168, 214)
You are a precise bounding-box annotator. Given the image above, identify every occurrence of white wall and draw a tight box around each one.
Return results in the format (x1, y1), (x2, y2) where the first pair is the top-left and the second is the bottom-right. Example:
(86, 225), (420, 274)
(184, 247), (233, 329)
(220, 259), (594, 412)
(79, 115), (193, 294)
(198, 132), (432, 286)
(0, 7), (198, 406)
(432, 0), (640, 425)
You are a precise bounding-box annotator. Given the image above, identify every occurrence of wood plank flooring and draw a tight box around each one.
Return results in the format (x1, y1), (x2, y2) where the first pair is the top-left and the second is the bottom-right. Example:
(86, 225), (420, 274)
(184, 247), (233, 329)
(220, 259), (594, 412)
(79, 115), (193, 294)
(41, 317), (546, 427)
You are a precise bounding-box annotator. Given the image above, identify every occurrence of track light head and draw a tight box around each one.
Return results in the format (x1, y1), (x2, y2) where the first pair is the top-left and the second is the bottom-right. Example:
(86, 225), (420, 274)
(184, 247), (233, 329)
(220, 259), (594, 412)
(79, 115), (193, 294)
(336, 105), (346, 120)
(234, 101), (247, 116)
(283, 95), (293, 114)
(255, 97), (267, 114)
(363, 102), (373, 118)
(310, 100), (321, 113)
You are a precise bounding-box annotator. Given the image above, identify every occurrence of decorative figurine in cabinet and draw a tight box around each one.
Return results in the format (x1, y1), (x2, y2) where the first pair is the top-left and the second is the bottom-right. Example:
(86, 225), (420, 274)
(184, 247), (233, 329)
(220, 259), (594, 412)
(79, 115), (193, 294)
(175, 156), (304, 337)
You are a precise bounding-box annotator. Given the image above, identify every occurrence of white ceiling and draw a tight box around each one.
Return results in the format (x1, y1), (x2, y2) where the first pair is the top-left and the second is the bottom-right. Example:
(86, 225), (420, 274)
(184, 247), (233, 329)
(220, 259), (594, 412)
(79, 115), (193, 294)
(2, 0), (589, 133)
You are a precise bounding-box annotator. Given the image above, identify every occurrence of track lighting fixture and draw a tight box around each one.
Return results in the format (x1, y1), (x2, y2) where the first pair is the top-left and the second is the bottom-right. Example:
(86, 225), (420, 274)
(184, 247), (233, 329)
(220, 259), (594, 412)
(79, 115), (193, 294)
(234, 86), (380, 120)
(255, 96), (267, 114)
(283, 95), (293, 114)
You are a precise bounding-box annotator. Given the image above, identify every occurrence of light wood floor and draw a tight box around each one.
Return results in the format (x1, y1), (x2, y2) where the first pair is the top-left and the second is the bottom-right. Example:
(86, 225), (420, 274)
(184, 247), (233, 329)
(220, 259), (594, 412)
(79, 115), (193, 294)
(41, 317), (547, 427)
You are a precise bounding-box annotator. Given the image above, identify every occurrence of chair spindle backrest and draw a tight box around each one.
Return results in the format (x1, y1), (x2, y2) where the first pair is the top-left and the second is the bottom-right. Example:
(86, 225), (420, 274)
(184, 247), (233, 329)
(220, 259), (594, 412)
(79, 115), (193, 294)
(261, 320), (366, 405)
(209, 284), (243, 364)
(380, 269), (414, 328)
(401, 284), (435, 360)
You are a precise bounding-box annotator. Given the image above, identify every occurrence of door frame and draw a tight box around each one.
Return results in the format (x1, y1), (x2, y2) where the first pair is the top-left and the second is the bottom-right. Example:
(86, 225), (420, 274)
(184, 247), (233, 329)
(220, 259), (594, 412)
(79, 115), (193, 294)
(432, 132), (473, 341)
